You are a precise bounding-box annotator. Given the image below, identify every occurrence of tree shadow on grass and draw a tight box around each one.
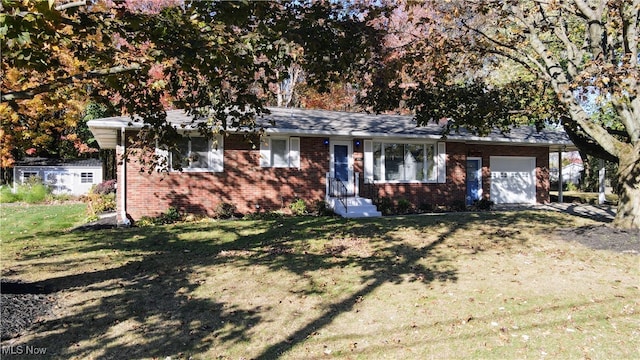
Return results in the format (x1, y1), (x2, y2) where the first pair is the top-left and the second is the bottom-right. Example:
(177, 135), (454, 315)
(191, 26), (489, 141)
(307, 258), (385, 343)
(2, 210), (569, 358)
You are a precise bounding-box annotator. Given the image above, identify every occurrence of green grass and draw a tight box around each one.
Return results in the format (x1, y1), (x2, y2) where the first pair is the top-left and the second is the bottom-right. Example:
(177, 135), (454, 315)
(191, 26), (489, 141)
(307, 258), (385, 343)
(1, 205), (638, 359)
(551, 191), (619, 205)
(0, 203), (86, 239)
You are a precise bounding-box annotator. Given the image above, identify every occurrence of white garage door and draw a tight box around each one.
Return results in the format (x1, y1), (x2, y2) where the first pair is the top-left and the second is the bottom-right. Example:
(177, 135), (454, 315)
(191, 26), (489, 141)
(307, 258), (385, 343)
(490, 156), (536, 204)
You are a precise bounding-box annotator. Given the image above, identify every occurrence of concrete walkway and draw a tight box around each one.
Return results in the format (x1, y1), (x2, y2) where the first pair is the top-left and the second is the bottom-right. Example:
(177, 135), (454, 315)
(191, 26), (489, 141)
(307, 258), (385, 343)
(494, 203), (617, 223)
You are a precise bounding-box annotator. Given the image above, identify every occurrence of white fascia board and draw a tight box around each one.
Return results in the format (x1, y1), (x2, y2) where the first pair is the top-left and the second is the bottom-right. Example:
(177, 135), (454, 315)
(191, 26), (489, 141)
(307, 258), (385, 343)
(263, 128), (445, 140)
(87, 119), (143, 129)
(89, 119), (574, 148)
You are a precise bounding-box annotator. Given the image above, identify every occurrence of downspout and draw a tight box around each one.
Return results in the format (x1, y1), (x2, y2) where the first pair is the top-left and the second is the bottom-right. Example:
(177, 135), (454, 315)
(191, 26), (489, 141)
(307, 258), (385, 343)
(120, 127), (130, 226)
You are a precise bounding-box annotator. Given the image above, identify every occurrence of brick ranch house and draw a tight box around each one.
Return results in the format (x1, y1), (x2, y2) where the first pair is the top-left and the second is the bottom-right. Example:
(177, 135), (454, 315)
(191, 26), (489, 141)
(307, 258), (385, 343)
(88, 107), (575, 223)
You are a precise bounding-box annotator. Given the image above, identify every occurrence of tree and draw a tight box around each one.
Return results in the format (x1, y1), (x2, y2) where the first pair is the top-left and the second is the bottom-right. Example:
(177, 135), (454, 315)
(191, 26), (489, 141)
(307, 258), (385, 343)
(361, 1), (640, 229)
(2, 0), (386, 169)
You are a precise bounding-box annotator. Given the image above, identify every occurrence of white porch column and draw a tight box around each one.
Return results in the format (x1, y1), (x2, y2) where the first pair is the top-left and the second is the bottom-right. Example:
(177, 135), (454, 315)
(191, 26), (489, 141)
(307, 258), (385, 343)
(325, 172), (330, 199)
(354, 172), (359, 197)
(598, 159), (606, 205)
(558, 149), (563, 203)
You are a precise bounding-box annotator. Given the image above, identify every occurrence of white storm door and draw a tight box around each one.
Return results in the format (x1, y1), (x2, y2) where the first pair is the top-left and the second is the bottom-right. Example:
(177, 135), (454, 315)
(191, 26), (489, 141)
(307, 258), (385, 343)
(330, 140), (354, 194)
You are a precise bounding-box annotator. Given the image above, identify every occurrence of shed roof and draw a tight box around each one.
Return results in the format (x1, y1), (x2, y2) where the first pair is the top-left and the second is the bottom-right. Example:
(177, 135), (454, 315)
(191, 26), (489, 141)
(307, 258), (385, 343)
(14, 157), (103, 168)
(88, 107), (576, 151)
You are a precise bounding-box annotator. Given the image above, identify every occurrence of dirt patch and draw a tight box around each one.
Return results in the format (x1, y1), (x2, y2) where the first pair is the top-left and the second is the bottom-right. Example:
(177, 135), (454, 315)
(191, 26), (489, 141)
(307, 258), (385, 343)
(554, 224), (640, 254)
(0, 280), (56, 340)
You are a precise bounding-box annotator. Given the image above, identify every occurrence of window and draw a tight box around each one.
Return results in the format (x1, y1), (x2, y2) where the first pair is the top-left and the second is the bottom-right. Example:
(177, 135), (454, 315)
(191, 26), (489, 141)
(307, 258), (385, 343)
(365, 140), (445, 183)
(271, 139), (289, 167)
(80, 172), (94, 184)
(159, 135), (223, 172)
(260, 137), (300, 168)
(21, 171), (39, 184)
(373, 142), (435, 182)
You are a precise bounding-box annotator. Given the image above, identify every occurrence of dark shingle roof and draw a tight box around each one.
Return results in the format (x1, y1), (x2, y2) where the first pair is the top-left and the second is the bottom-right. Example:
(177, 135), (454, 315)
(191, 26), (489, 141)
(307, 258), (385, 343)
(88, 107), (575, 150)
(260, 107), (571, 145)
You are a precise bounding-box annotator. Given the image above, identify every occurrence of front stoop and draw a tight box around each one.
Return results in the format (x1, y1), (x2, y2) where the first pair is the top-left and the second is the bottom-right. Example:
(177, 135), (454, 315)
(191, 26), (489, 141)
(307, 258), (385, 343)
(327, 196), (382, 218)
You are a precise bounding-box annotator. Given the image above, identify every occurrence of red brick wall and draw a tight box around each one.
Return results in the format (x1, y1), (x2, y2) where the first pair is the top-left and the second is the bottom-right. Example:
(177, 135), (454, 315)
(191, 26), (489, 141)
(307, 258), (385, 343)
(470, 144), (550, 203)
(356, 142), (550, 209)
(119, 134), (551, 220)
(122, 134), (329, 219)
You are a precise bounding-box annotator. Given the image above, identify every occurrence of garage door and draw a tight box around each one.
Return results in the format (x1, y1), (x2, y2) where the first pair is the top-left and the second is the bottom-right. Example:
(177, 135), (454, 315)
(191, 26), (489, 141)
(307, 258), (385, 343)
(490, 156), (536, 204)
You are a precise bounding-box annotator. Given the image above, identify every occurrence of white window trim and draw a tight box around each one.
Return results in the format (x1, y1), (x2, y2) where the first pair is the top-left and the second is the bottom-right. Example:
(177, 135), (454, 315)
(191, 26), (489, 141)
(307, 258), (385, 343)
(260, 136), (301, 169)
(21, 171), (39, 184)
(80, 172), (94, 184)
(156, 134), (224, 173)
(365, 140), (445, 184)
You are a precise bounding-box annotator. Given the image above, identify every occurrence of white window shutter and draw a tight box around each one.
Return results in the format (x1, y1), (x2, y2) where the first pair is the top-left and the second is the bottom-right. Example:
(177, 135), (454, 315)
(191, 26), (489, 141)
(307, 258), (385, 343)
(437, 142), (446, 183)
(155, 140), (169, 172)
(363, 140), (373, 182)
(289, 137), (300, 169)
(259, 137), (270, 167)
(210, 135), (224, 172)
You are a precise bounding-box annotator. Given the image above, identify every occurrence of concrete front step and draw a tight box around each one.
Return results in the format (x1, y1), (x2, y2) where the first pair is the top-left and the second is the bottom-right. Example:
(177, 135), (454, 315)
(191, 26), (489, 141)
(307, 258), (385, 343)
(327, 197), (382, 218)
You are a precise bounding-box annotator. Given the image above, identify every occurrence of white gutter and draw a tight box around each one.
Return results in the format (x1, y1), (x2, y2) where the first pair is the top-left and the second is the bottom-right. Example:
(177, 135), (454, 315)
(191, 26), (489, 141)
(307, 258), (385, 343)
(89, 114), (575, 149)
(263, 128), (574, 148)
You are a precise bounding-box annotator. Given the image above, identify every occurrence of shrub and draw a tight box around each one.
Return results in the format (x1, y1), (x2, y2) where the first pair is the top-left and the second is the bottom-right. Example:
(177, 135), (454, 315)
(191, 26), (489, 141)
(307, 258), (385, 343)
(396, 198), (412, 214)
(18, 176), (51, 203)
(289, 199), (307, 216)
(375, 196), (394, 216)
(418, 202), (433, 213)
(24, 183), (50, 203)
(133, 207), (183, 227)
(213, 202), (236, 219)
(0, 186), (18, 203)
(474, 198), (494, 211)
(91, 179), (117, 195)
(84, 192), (117, 220)
(159, 207), (182, 224)
(566, 182), (578, 192)
(310, 199), (333, 216)
(449, 200), (467, 212)
(244, 211), (284, 220)
(136, 216), (156, 227)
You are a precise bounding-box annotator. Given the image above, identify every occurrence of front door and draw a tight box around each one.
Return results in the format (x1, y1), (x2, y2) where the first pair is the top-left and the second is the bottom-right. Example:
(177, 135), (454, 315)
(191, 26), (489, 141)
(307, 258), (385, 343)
(331, 140), (353, 194)
(466, 158), (482, 205)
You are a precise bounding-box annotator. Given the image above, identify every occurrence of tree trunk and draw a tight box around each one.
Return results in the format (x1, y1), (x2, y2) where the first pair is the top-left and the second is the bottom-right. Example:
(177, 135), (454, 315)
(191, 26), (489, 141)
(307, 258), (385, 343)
(579, 151), (593, 191)
(613, 149), (640, 229)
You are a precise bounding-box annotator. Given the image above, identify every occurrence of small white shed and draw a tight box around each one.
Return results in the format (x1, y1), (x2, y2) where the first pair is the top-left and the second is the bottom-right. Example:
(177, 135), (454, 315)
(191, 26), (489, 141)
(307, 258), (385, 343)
(13, 158), (103, 196)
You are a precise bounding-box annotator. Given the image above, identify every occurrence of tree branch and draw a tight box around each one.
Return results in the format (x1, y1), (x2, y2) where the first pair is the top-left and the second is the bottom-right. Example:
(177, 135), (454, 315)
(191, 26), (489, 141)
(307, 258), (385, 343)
(54, 1), (87, 11)
(553, 11), (583, 78)
(562, 117), (618, 163)
(1, 63), (142, 102)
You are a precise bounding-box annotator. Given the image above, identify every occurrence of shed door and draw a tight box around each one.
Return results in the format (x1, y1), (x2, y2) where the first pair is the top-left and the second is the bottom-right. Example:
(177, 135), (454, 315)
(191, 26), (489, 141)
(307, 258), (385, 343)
(45, 171), (74, 194)
(490, 156), (536, 204)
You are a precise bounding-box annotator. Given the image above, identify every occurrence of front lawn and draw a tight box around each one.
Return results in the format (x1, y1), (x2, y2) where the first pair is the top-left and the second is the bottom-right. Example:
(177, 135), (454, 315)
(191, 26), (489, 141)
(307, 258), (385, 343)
(1, 204), (638, 359)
